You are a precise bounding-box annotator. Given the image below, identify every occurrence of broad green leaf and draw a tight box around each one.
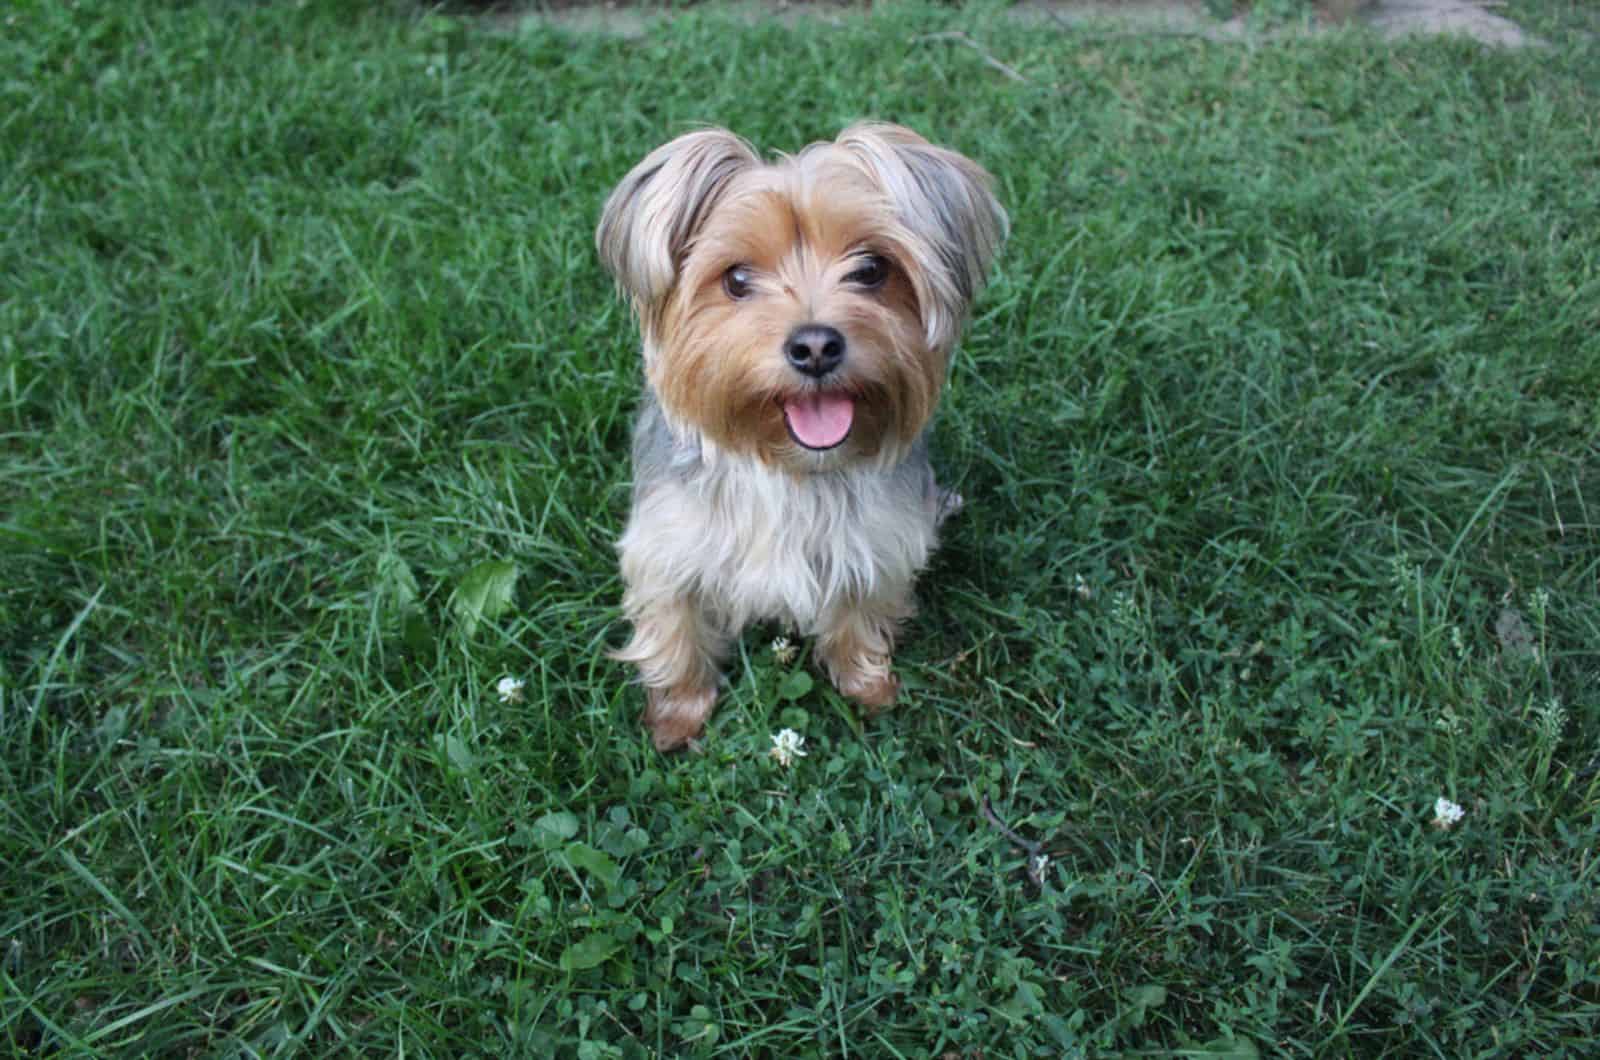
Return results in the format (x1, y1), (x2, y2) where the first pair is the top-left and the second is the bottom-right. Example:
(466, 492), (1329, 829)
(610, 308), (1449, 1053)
(450, 559), (518, 635)
(561, 841), (620, 892)
(375, 549), (419, 611)
(434, 733), (475, 772)
(559, 932), (620, 971)
(777, 670), (814, 701)
(530, 811), (580, 848)
(1128, 984), (1168, 1009)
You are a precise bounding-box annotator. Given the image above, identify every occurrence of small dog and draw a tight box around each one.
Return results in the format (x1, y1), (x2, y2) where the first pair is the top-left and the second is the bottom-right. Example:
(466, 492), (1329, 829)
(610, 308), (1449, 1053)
(596, 123), (1006, 750)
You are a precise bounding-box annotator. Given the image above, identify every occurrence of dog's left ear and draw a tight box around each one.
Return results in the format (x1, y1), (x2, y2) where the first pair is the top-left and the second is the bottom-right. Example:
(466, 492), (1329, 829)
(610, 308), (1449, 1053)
(596, 128), (760, 314)
(836, 123), (1008, 341)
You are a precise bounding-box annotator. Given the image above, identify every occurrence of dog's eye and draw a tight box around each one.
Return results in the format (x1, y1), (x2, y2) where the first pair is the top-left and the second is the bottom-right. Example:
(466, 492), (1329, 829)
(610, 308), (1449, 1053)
(722, 265), (754, 301)
(845, 254), (890, 290)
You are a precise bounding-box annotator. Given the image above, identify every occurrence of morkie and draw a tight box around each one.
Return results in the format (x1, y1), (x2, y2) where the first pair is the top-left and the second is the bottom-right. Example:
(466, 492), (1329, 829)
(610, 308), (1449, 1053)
(597, 123), (1006, 750)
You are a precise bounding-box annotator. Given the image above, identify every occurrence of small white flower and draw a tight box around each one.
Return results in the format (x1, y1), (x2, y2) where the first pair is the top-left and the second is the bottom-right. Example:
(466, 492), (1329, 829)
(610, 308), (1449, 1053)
(770, 636), (798, 666)
(496, 676), (526, 704)
(1537, 696), (1567, 740)
(768, 728), (807, 768)
(1111, 590), (1136, 626)
(1431, 797), (1466, 830)
(1391, 552), (1416, 596)
(1073, 573), (1092, 600)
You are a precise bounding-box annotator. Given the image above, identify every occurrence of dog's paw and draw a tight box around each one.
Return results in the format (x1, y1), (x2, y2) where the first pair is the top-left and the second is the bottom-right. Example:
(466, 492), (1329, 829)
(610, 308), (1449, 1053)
(643, 684), (717, 751)
(832, 662), (900, 714)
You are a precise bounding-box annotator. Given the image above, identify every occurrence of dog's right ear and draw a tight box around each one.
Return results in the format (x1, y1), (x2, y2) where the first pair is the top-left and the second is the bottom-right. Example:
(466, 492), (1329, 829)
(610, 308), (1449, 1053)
(596, 129), (760, 311)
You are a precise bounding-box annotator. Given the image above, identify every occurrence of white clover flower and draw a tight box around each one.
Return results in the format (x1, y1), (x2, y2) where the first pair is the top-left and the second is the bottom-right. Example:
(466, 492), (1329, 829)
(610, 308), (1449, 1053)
(770, 636), (799, 666)
(496, 676), (526, 704)
(1110, 590), (1136, 628)
(1431, 797), (1466, 830)
(768, 728), (807, 768)
(1390, 552), (1416, 596)
(1537, 696), (1567, 739)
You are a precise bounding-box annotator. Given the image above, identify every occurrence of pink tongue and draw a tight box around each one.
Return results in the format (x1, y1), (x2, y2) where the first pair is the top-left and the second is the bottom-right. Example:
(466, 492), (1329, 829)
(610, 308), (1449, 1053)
(783, 393), (855, 450)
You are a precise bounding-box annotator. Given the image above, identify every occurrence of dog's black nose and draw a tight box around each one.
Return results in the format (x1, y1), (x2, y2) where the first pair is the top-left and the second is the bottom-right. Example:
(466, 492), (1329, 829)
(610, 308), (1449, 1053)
(784, 325), (846, 378)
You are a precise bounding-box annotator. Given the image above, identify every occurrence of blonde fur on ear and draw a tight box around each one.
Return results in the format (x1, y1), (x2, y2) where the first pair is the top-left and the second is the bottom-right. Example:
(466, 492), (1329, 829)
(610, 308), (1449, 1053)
(835, 123), (1007, 296)
(826, 123), (1007, 354)
(596, 128), (760, 321)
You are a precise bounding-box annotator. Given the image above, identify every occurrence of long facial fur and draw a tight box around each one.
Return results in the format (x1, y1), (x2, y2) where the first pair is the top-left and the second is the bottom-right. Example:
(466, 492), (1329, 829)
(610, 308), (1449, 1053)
(597, 122), (1007, 472)
(619, 397), (942, 636)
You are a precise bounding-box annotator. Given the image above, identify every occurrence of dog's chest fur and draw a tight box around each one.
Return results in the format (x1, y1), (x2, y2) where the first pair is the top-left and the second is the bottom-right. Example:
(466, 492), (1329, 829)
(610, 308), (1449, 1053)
(621, 400), (940, 632)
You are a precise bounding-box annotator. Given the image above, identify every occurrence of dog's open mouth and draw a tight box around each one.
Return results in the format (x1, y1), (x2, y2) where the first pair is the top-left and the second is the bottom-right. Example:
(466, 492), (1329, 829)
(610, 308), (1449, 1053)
(782, 392), (855, 451)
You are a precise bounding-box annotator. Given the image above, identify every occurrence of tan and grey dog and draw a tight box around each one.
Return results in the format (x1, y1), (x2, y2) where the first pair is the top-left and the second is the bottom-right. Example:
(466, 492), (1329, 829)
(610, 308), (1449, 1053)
(597, 123), (1006, 750)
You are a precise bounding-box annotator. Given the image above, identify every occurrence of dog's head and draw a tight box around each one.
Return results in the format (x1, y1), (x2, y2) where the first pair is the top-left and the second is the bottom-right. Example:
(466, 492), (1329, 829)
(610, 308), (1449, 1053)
(597, 123), (1006, 470)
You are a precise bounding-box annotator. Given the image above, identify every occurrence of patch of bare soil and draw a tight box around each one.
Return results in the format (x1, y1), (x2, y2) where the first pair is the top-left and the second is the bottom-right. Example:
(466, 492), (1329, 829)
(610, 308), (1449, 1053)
(1031, 1), (1537, 48)
(506, 0), (1539, 49)
(1364, 1), (1538, 47)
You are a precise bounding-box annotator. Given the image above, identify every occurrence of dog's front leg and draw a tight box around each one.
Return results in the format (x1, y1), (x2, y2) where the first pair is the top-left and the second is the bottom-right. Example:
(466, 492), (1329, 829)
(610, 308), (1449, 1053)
(613, 579), (728, 751)
(815, 591), (915, 713)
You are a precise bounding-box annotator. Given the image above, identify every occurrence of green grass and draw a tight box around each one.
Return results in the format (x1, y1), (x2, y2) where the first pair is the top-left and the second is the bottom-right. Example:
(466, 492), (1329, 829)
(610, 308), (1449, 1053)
(4, 0), (1600, 1054)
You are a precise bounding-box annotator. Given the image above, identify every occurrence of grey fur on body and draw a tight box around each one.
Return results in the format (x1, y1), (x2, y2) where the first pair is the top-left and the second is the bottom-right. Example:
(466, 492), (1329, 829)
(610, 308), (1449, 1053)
(621, 395), (954, 639)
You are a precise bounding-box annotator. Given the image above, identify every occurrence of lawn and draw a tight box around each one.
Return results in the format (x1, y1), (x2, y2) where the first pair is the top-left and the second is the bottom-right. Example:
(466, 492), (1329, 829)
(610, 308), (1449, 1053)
(3, 0), (1599, 1055)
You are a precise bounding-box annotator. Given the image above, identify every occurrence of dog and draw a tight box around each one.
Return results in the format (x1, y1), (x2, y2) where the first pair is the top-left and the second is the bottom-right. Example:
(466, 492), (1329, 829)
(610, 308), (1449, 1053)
(596, 122), (1006, 750)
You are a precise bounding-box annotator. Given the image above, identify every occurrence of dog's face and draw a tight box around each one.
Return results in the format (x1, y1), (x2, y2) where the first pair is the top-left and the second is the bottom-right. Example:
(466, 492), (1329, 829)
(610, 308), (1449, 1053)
(598, 124), (1005, 470)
